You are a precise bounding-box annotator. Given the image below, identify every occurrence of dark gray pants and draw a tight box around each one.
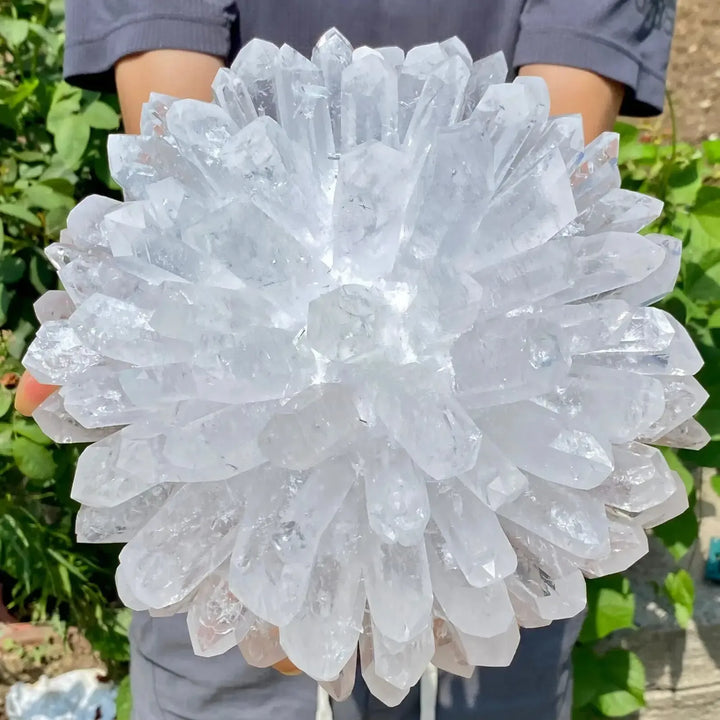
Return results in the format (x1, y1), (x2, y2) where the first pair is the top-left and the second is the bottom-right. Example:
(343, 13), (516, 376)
(130, 612), (584, 720)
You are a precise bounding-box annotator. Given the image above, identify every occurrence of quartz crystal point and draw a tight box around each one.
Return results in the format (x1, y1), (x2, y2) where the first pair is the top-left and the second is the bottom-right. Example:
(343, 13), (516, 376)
(26, 28), (708, 706)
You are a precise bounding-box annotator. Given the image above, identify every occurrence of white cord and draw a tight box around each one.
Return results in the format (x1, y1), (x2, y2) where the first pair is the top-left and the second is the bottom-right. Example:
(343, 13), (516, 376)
(315, 664), (438, 720)
(420, 665), (438, 720)
(317, 686), (333, 720)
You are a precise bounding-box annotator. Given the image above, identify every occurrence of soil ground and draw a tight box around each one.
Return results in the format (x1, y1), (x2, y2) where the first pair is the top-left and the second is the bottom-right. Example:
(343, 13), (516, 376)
(655, 0), (720, 142)
(0, 623), (103, 719)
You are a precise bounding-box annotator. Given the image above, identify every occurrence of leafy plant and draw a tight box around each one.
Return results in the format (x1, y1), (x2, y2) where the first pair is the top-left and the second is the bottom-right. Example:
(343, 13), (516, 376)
(573, 117), (720, 718)
(115, 675), (133, 720)
(0, 0), (126, 671)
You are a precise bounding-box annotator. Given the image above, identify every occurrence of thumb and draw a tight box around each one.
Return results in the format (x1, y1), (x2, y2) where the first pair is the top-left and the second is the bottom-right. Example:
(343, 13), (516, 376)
(14, 372), (58, 416)
(272, 658), (302, 676)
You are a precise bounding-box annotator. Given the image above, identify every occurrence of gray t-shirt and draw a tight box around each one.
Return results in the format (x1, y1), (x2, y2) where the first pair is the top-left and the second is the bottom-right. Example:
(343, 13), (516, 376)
(64, 0), (677, 116)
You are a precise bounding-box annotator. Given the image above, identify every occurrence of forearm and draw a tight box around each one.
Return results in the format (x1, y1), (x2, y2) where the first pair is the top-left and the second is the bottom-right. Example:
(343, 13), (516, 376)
(519, 64), (624, 142)
(115, 50), (223, 133)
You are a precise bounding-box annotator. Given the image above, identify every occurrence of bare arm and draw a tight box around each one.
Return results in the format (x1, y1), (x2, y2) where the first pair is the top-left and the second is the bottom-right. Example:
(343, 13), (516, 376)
(519, 64), (625, 141)
(15, 49), (224, 415)
(115, 49), (224, 133)
(113, 51), (623, 142)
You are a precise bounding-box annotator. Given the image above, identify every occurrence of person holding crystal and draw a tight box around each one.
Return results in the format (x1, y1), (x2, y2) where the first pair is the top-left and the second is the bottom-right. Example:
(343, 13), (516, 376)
(17, 1), (676, 718)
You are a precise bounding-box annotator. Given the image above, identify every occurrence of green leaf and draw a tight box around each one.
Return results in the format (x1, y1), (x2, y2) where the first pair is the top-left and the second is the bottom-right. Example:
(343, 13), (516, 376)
(23, 183), (75, 211)
(686, 261), (720, 303)
(592, 649), (646, 718)
(663, 569), (694, 629)
(703, 139), (720, 164)
(0, 17), (30, 47)
(38, 177), (76, 196)
(681, 441), (720, 468)
(0, 203), (41, 227)
(711, 475), (720, 498)
(12, 437), (57, 481)
(0, 255), (26, 284)
(695, 185), (720, 208)
(44, 207), (71, 238)
(708, 309), (720, 329)
(13, 417), (53, 445)
(615, 121), (658, 165)
(660, 447), (695, 496)
(29, 254), (57, 295)
(40, 158), (79, 186)
(46, 83), (83, 135)
(27, 22), (62, 58)
(0, 422), (13, 455)
(659, 287), (705, 325)
(579, 575), (635, 643)
(12, 150), (47, 163)
(0, 155), (18, 184)
(8, 79), (39, 110)
(595, 688), (644, 717)
(115, 675), (132, 720)
(53, 116), (91, 169)
(83, 100), (119, 130)
(653, 507), (699, 561)
(0, 104), (19, 132)
(0, 284), (14, 325)
(691, 202), (720, 244)
(573, 645), (599, 709)
(666, 160), (702, 207)
(696, 407), (720, 438)
(7, 319), (36, 359)
(0, 386), (12, 418)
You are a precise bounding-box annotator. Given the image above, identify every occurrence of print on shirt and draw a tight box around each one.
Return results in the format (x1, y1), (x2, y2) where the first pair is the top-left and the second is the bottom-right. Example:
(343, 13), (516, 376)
(636, 0), (676, 35)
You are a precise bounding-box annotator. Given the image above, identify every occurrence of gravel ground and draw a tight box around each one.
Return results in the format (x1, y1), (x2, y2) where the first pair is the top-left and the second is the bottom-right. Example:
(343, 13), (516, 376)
(658, 0), (720, 141)
(0, 624), (103, 720)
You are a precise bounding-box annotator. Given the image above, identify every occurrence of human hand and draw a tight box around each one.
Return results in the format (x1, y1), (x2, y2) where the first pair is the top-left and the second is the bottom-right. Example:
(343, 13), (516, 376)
(15, 370), (302, 675)
(14, 372), (58, 416)
(272, 657), (301, 676)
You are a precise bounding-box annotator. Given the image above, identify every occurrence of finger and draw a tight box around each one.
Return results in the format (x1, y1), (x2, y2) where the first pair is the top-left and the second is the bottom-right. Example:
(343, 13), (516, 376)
(14, 373), (59, 416)
(272, 658), (301, 676)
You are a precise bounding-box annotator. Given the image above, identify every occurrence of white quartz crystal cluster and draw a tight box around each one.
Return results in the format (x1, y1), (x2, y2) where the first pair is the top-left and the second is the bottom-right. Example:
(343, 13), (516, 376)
(25, 29), (708, 705)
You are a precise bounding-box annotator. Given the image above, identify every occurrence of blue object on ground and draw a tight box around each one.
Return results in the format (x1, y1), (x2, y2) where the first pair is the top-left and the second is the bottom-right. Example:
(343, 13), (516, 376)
(705, 537), (720, 583)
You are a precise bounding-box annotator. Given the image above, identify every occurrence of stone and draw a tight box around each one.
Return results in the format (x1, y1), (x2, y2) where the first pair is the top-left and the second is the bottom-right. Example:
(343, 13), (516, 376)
(229, 38), (281, 120)
(76, 483), (174, 543)
(341, 53), (399, 150)
(27, 34), (708, 699)
(478, 401), (614, 490)
(33, 392), (115, 444)
(187, 567), (251, 657)
(460, 51), (508, 119)
(363, 532), (433, 644)
(211, 68), (258, 129)
(363, 442), (430, 546)
(319, 652), (358, 701)
(452, 316), (571, 407)
(23, 321), (103, 384)
(332, 141), (412, 279)
(118, 478), (247, 608)
(312, 28), (353, 146)
(279, 494), (365, 680)
(33, 290), (75, 322)
(402, 56), (470, 157)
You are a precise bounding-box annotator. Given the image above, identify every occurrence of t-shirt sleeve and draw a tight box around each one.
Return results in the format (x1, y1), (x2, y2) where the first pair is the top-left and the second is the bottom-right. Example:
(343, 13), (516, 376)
(514, 0), (676, 117)
(63, 0), (238, 91)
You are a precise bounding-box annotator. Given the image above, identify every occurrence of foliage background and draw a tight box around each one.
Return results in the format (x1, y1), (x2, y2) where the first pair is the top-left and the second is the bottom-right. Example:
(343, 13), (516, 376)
(0, 0), (127, 671)
(0, 1), (717, 718)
